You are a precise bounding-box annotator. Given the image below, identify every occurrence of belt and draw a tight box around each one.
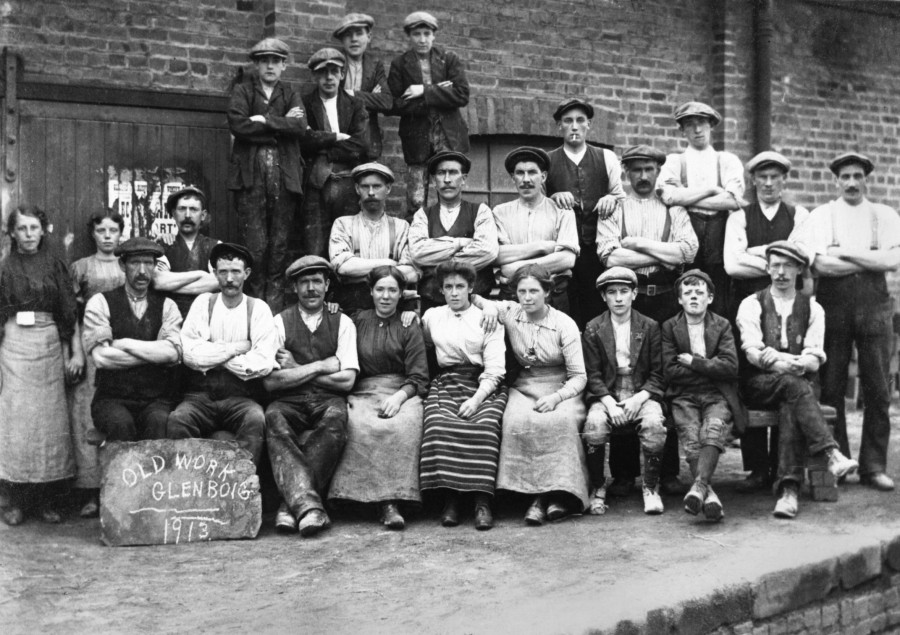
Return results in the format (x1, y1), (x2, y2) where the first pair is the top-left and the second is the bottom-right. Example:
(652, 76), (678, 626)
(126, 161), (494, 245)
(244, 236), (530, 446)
(637, 283), (673, 296)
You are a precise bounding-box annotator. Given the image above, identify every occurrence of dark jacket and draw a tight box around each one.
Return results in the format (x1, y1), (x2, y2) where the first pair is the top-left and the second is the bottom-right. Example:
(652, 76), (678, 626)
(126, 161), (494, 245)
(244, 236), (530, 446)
(342, 52), (393, 160)
(301, 89), (370, 170)
(227, 75), (330, 194)
(661, 311), (749, 433)
(582, 309), (665, 405)
(388, 46), (470, 164)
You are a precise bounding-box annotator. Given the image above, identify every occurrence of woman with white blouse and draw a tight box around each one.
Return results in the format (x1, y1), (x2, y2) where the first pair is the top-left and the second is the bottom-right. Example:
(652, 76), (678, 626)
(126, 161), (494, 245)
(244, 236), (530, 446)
(420, 261), (507, 530)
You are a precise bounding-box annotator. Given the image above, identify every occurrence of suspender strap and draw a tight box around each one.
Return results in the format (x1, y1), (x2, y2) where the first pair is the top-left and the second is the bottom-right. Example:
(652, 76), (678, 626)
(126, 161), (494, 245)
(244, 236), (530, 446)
(619, 207), (673, 242)
(207, 293), (255, 332)
(680, 153), (724, 188)
(352, 215), (397, 260)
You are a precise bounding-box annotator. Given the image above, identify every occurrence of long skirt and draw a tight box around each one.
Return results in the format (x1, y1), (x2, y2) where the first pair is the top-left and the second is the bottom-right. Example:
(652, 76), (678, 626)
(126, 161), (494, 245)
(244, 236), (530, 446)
(420, 365), (509, 495)
(496, 366), (590, 511)
(66, 355), (100, 488)
(328, 374), (424, 503)
(0, 317), (74, 483)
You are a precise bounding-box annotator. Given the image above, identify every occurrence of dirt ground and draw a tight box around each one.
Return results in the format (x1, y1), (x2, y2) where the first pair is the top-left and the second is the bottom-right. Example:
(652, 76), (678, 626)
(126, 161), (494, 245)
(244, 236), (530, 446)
(3, 407), (900, 634)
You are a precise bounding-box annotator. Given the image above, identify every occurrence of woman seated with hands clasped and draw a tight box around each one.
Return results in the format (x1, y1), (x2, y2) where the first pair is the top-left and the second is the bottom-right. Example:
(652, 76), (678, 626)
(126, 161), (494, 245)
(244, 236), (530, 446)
(420, 261), (508, 531)
(328, 266), (429, 530)
(476, 264), (589, 525)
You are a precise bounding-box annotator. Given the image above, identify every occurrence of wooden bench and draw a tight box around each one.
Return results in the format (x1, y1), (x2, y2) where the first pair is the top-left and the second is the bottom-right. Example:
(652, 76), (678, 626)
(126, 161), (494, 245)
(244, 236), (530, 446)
(746, 404), (838, 501)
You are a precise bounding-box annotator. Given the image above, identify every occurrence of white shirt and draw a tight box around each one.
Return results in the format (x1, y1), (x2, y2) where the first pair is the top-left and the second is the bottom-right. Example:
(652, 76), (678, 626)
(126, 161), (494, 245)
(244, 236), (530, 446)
(790, 197), (900, 257)
(612, 317), (631, 369)
(321, 96), (340, 133)
(687, 322), (707, 358)
(409, 202), (499, 270)
(422, 305), (506, 392)
(272, 308), (360, 372)
(563, 145), (587, 165)
(736, 292), (826, 365)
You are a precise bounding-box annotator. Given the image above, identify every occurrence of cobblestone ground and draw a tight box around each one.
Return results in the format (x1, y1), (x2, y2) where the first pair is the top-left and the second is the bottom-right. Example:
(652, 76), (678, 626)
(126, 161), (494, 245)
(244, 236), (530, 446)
(2, 406), (899, 634)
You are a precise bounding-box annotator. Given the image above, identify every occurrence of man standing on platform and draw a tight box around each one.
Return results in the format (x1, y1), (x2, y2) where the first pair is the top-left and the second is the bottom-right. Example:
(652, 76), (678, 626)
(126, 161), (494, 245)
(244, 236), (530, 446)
(167, 243), (277, 467)
(791, 152), (900, 491)
(546, 98), (626, 327)
(492, 147), (579, 312)
(389, 11), (470, 218)
(227, 38), (310, 311)
(657, 101), (747, 316)
(334, 13), (394, 161)
(302, 47), (370, 257)
(408, 150), (498, 312)
(264, 256), (359, 537)
(724, 151), (809, 493)
(328, 163), (419, 317)
(596, 144), (698, 498)
(735, 241), (858, 518)
(83, 238), (182, 442)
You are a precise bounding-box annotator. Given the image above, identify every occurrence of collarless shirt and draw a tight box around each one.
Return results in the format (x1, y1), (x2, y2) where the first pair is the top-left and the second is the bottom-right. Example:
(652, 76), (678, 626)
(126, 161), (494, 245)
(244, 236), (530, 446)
(321, 95), (340, 133)
(612, 316), (632, 369)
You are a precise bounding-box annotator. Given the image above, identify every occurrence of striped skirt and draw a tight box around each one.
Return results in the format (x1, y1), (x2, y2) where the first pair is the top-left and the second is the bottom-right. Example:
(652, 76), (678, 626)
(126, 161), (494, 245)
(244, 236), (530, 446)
(420, 365), (508, 495)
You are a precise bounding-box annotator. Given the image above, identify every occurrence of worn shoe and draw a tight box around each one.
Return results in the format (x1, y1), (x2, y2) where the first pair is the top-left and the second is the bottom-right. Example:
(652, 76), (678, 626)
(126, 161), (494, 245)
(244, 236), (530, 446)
(773, 486), (799, 519)
(440, 498), (460, 527)
(474, 503), (493, 531)
(642, 486), (664, 515)
(702, 486), (724, 522)
(861, 472), (895, 491)
(1, 506), (24, 526)
(275, 502), (297, 533)
(659, 475), (688, 497)
(588, 486), (608, 516)
(735, 470), (769, 494)
(683, 481), (708, 516)
(826, 449), (859, 479)
(40, 508), (62, 524)
(608, 477), (635, 498)
(380, 503), (405, 530)
(79, 497), (100, 519)
(297, 509), (331, 537)
(524, 498), (546, 526)
(546, 500), (568, 522)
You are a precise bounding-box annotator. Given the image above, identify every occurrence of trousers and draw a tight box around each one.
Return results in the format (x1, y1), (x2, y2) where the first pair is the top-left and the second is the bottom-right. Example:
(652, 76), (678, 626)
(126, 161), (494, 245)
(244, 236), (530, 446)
(167, 393), (265, 466)
(91, 396), (174, 442)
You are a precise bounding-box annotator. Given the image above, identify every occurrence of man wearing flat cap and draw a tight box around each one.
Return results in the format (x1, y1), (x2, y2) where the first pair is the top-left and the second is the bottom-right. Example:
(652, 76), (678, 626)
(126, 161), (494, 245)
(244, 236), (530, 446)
(334, 13), (393, 162)
(790, 152), (900, 491)
(82, 237), (183, 443)
(492, 147), (580, 311)
(328, 162), (419, 317)
(228, 38), (316, 312)
(408, 150), (499, 311)
(582, 267), (668, 516)
(735, 241), (858, 518)
(546, 98), (626, 327)
(388, 11), (470, 219)
(302, 47), (371, 258)
(152, 186), (220, 318)
(596, 144), (698, 497)
(657, 101), (747, 316)
(167, 243), (277, 467)
(723, 151), (809, 492)
(264, 255), (359, 537)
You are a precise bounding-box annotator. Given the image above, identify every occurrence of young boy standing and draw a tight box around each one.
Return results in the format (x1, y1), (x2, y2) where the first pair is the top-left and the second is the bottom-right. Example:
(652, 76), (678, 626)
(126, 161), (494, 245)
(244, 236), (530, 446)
(388, 11), (470, 219)
(582, 267), (667, 515)
(661, 269), (747, 522)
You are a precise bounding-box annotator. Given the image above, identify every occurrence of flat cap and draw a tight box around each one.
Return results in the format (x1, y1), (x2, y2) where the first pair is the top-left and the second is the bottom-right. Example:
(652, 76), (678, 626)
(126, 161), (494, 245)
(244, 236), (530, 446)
(673, 101), (721, 127)
(308, 47), (345, 72)
(333, 13), (375, 39)
(504, 146), (551, 174)
(427, 150), (472, 175)
(746, 151), (791, 174)
(165, 186), (207, 214)
(766, 240), (808, 266)
(829, 151), (874, 176)
(621, 145), (667, 166)
(403, 11), (438, 32)
(596, 266), (638, 290)
(115, 237), (164, 259)
(351, 162), (395, 183)
(286, 255), (332, 279)
(249, 38), (289, 60)
(553, 97), (594, 122)
(675, 268), (715, 295)
(209, 242), (253, 270)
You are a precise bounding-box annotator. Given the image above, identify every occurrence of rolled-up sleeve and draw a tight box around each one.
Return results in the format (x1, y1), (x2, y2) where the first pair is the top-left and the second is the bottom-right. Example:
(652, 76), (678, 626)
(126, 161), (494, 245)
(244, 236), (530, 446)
(557, 318), (587, 400)
(669, 205), (699, 265)
(457, 203), (499, 269)
(336, 314), (360, 372)
(596, 208), (623, 263)
(479, 323), (506, 392)
(555, 207), (581, 255)
(735, 295), (764, 355)
(159, 298), (184, 360)
(656, 153), (684, 206)
(82, 293), (113, 353)
(328, 217), (356, 270)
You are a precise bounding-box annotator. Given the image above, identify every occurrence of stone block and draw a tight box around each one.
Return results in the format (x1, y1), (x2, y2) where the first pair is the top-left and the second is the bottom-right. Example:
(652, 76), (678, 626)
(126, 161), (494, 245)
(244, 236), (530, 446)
(751, 626), (769, 635)
(674, 585), (753, 635)
(732, 621), (754, 635)
(822, 602), (840, 627)
(883, 535), (900, 571)
(839, 545), (883, 589)
(753, 558), (838, 619)
(801, 606), (822, 631)
(810, 472), (839, 501)
(100, 438), (261, 547)
(644, 607), (673, 635)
